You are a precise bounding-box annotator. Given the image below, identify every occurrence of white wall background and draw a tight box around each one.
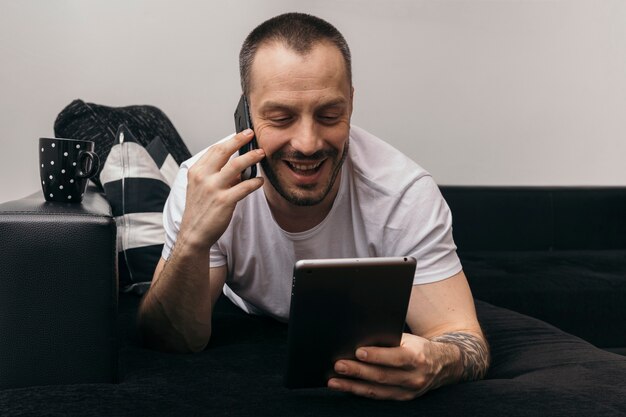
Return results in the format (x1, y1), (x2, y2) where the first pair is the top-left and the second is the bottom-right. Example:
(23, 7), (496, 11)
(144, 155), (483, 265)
(1, 0), (625, 203)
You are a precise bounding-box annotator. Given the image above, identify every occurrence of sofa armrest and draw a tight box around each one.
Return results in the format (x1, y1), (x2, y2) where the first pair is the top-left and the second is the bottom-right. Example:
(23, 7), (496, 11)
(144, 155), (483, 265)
(0, 186), (118, 388)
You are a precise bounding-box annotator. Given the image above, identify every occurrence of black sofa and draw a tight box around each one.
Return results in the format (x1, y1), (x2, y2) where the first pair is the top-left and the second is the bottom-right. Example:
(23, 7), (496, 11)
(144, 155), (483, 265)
(1, 187), (626, 416)
(441, 186), (626, 353)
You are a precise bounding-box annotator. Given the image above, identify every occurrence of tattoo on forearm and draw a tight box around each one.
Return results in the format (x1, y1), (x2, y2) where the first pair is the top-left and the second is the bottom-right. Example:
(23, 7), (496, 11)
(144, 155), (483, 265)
(431, 332), (490, 382)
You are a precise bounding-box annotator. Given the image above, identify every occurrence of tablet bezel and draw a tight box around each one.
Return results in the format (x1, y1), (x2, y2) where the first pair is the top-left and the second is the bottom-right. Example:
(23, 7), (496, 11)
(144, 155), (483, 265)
(284, 256), (416, 389)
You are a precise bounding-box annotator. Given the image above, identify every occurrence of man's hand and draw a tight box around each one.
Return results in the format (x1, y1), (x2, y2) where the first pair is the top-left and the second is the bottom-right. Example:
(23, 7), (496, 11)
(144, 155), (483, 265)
(138, 129), (265, 353)
(328, 331), (488, 401)
(179, 129), (265, 250)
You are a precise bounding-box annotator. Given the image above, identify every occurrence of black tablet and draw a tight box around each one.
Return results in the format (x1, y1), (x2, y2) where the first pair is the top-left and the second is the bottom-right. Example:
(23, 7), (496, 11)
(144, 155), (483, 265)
(284, 256), (417, 389)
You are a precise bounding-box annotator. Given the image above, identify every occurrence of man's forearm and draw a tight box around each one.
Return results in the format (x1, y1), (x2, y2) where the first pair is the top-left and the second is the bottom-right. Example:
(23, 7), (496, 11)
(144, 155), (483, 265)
(430, 331), (491, 383)
(139, 288), (206, 353)
(138, 242), (214, 353)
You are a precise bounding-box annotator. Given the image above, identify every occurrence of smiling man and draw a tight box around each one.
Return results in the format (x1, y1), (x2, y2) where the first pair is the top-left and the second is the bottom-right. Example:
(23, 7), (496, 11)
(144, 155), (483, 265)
(138, 12), (490, 401)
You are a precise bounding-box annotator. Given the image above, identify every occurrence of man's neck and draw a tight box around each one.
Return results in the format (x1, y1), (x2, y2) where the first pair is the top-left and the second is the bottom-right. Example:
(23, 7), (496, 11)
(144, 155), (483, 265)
(263, 172), (342, 234)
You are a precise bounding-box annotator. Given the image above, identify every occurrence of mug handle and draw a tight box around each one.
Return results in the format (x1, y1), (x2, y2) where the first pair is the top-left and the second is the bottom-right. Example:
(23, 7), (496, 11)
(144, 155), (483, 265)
(77, 151), (100, 178)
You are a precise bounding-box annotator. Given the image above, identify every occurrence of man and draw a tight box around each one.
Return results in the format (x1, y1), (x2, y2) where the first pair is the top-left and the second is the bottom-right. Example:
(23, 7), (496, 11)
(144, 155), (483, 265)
(138, 12), (490, 401)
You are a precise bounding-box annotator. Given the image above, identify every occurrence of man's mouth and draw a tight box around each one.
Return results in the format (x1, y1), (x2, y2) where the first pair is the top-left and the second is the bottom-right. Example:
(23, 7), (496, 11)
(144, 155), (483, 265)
(284, 159), (325, 175)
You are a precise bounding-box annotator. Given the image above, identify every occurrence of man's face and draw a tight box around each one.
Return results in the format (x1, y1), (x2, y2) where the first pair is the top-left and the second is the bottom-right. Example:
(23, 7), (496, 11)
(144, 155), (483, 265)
(248, 41), (353, 206)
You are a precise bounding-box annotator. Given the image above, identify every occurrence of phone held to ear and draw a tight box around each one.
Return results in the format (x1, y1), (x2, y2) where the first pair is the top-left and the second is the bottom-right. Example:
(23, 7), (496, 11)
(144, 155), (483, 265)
(234, 95), (258, 181)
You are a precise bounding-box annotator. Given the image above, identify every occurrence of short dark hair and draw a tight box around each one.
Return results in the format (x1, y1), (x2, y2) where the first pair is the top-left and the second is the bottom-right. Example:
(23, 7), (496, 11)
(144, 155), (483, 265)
(239, 12), (352, 96)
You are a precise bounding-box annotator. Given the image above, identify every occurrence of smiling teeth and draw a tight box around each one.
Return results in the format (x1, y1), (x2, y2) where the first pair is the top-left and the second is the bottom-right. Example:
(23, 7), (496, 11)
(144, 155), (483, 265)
(290, 161), (323, 170)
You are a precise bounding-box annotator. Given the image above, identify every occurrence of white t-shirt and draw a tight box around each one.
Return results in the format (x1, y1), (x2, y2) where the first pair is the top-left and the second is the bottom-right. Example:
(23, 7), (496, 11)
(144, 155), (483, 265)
(162, 125), (462, 322)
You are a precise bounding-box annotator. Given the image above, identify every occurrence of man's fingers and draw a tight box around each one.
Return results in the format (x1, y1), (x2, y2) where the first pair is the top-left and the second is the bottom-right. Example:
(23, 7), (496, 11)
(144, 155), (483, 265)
(220, 147), (266, 181)
(334, 359), (421, 389)
(195, 129), (257, 174)
(227, 176), (264, 202)
(354, 345), (414, 369)
(328, 378), (418, 401)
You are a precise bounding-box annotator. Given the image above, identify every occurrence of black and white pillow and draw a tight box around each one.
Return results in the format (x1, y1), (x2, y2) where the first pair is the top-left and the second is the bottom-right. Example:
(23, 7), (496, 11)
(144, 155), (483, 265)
(54, 99), (191, 188)
(100, 125), (179, 295)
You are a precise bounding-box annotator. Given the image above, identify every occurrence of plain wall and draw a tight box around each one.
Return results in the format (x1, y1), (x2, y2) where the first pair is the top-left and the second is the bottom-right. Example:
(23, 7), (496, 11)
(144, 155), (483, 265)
(1, 0), (625, 203)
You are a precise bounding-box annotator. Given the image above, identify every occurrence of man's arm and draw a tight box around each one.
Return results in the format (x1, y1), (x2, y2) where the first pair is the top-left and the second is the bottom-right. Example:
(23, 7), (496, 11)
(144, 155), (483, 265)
(328, 270), (490, 400)
(429, 331), (489, 383)
(405, 269), (490, 384)
(138, 257), (226, 353)
(137, 129), (265, 353)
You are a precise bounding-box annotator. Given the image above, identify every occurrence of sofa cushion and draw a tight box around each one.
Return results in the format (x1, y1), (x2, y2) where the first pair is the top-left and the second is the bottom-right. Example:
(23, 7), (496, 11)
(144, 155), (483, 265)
(553, 189), (626, 250)
(54, 99), (191, 188)
(440, 187), (554, 251)
(460, 250), (626, 348)
(440, 186), (626, 252)
(2, 294), (625, 416)
(100, 125), (178, 294)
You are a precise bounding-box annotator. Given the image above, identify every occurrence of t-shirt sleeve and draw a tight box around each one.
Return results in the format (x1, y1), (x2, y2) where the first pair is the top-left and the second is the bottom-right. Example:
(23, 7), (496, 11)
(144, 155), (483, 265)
(386, 175), (462, 285)
(161, 165), (188, 261)
(161, 163), (227, 268)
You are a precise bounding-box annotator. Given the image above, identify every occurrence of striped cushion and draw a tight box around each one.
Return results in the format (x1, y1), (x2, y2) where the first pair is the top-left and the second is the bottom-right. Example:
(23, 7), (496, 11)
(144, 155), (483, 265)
(100, 125), (179, 294)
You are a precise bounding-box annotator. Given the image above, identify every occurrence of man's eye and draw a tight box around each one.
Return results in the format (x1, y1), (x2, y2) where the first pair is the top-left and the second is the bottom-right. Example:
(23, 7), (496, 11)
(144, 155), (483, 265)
(271, 116), (292, 124)
(319, 115), (340, 122)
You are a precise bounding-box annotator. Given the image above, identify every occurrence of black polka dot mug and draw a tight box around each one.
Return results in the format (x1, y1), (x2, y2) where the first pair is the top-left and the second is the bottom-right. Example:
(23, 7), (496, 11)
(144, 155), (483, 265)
(39, 137), (100, 203)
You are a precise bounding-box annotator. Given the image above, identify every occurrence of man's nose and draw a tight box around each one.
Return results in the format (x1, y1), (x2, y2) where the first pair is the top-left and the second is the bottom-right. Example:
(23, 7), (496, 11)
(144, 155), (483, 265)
(290, 119), (323, 156)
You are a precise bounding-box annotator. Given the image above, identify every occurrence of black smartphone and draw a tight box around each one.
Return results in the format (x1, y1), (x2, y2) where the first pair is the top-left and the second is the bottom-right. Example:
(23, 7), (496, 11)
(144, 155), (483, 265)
(234, 95), (258, 180)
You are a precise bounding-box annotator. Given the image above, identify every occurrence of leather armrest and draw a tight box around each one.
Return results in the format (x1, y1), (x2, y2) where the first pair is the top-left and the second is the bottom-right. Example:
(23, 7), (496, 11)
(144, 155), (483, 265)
(0, 186), (118, 388)
(0, 185), (113, 216)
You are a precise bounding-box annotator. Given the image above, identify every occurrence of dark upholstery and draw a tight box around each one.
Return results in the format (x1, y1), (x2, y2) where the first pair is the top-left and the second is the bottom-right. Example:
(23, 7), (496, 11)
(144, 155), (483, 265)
(2, 187), (626, 415)
(441, 186), (626, 350)
(460, 250), (626, 348)
(0, 187), (118, 389)
(1, 294), (625, 416)
(441, 186), (626, 251)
